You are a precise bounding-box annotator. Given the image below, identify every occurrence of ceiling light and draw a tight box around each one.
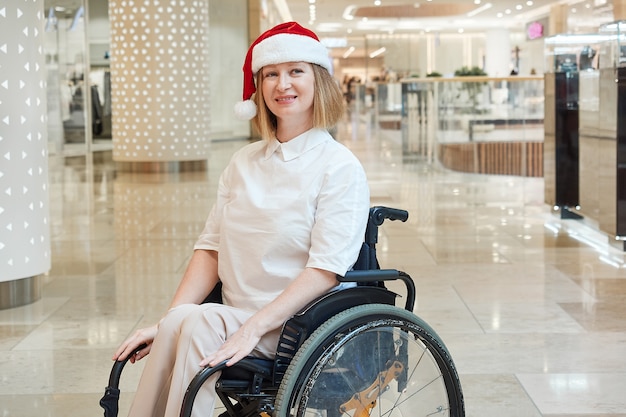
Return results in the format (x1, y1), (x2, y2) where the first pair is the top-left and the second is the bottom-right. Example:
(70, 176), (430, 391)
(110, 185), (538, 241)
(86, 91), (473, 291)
(374, 0), (382, 5)
(474, 0), (481, 4)
(343, 46), (355, 58)
(505, 8), (511, 14)
(369, 47), (386, 58)
(272, 0), (293, 21)
(467, 2), (492, 17)
(68, 6), (84, 31)
(516, 4), (523, 10)
(342, 5), (357, 20)
(316, 22), (344, 32)
(45, 8), (57, 32)
(526, 0), (533, 5)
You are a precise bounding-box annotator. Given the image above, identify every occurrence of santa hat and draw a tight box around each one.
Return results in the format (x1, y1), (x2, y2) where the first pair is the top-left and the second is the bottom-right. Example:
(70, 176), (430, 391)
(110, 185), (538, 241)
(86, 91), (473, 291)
(234, 22), (332, 120)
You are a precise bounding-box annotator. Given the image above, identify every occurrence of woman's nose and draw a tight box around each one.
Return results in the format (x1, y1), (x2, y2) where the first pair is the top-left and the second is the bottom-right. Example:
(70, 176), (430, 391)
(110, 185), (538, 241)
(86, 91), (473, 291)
(278, 73), (291, 90)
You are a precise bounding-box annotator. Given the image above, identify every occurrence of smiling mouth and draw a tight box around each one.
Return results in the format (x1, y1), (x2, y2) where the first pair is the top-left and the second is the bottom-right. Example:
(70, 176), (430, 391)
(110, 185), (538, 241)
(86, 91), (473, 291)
(276, 96), (296, 102)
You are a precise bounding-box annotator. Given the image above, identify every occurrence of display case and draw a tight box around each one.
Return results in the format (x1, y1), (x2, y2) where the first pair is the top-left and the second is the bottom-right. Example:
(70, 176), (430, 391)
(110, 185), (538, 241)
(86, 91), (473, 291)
(398, 77), (544, 176)
(576, 21), (626, 250)
(598, 20), (626, 68)
(544, 34), (604, 73)
(543, 34), (606, 219)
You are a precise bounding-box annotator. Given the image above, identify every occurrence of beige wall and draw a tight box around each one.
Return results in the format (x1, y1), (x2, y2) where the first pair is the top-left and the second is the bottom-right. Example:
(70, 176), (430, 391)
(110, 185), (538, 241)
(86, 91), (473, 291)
(208, 0), (250, 140)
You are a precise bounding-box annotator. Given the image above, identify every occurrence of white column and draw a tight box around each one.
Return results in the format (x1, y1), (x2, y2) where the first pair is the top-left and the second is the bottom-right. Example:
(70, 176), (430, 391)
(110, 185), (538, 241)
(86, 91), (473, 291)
(485, 29), (511, 77)
(108, 0), (211, 165)
(0, 0), (50, 308)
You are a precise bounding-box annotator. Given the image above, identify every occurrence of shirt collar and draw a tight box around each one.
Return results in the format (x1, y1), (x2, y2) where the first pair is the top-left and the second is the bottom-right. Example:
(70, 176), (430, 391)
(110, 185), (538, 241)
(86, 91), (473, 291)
(264, 128), (329, 161)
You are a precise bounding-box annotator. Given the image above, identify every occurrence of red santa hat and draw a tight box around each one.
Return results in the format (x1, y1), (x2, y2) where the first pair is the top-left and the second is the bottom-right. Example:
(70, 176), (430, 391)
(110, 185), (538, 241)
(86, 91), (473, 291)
(234, 22), (332, 120)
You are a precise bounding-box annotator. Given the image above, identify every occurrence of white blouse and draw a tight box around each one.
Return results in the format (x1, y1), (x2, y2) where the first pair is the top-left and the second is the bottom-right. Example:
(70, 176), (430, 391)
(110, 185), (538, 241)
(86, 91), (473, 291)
(194, 128), (370, 312)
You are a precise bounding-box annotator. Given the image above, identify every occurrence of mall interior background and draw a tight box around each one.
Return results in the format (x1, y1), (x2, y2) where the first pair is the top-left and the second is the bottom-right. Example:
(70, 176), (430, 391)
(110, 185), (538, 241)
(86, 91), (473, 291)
(43, 0), (613, 156)
(2, 1), (626, 416)
(0, 0), (619, 315)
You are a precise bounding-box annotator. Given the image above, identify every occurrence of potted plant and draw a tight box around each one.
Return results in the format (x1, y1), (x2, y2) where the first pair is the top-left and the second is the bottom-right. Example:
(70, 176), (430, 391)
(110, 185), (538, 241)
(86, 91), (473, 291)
(453, 66), (487, 113)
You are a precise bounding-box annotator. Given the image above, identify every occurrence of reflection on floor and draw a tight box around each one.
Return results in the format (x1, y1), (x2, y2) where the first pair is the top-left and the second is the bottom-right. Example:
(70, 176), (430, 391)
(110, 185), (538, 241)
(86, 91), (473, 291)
(1, 116), (626, 417)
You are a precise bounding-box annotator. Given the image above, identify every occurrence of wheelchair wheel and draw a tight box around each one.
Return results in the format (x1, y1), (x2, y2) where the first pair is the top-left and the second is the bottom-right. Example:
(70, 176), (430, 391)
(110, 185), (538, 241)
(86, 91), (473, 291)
(274, 304), (464, 417)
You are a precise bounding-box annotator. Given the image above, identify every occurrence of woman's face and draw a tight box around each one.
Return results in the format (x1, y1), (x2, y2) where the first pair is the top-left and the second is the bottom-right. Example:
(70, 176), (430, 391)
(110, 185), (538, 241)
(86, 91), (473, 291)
(261, 61), (315, 126)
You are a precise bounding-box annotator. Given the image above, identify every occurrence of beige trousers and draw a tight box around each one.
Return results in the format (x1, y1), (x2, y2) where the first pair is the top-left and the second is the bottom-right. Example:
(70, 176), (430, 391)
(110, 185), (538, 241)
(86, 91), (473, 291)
(127, 303), (280, 417)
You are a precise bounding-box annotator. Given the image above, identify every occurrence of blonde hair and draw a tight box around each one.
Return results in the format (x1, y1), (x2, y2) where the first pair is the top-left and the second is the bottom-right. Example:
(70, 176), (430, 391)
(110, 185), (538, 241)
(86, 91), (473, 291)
(252, 64), (345, 140)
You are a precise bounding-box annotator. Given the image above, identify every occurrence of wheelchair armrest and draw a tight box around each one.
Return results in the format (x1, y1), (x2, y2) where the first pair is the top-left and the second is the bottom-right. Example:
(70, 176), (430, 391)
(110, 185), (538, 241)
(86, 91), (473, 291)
(340, 269), (400, 282)
(340, 269), (416, 312)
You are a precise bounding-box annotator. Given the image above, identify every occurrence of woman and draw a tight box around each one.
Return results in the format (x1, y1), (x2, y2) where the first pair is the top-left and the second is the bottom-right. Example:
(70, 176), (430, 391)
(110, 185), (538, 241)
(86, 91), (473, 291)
(112, 22), (370, 417)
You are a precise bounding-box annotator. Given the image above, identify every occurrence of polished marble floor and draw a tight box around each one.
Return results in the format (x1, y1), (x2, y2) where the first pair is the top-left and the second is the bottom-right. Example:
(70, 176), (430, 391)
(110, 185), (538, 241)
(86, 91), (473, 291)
(1, 115), (626, 417)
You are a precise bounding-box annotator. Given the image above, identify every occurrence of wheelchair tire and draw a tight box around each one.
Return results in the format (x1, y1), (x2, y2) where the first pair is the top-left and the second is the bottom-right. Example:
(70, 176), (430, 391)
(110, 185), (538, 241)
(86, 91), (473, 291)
(274, 304), (464, 417)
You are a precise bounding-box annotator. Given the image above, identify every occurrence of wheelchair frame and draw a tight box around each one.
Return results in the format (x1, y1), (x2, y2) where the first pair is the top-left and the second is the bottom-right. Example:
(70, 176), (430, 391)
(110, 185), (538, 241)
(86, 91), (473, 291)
(100, 207), (465, 417)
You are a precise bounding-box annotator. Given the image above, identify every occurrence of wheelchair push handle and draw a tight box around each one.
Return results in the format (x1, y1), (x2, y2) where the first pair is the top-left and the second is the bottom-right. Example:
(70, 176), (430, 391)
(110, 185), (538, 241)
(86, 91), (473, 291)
(370, 206), (409, 226)
(366, 206), (408, 246)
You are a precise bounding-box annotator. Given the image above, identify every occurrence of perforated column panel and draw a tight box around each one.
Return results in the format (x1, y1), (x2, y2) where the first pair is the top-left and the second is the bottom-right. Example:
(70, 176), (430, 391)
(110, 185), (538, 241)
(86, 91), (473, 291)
(109, 0), (211, 162)
(0, 1), (51, 282)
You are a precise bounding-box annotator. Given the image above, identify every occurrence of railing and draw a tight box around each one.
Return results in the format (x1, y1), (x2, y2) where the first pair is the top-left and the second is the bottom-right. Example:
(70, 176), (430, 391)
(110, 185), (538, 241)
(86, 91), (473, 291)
(355, 76), (545, 177)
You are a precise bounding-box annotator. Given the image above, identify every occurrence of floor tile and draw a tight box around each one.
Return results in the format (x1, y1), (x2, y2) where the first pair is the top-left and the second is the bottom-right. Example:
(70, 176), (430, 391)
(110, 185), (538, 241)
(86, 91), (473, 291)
(517, 373), (626, 415)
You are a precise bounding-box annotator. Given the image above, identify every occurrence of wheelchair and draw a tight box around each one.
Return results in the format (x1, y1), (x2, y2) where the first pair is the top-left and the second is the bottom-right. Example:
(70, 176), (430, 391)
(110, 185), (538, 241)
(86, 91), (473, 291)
(100, 206), (465, 417)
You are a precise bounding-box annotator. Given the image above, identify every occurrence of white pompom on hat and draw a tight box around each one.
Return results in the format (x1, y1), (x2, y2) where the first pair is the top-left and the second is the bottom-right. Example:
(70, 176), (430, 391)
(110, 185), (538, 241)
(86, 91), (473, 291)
(234, 22), (332, 120)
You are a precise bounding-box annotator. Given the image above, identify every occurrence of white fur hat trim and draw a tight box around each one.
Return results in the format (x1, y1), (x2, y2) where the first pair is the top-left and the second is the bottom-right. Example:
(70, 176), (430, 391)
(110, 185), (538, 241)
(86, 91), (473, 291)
(251, 33), (332, 74)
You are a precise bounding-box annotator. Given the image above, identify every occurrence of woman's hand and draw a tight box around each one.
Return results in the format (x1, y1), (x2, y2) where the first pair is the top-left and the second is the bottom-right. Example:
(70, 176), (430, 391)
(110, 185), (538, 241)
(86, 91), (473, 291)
(112, 324), (159, 363)
(199, 267), (337, 368)
(199, 322), (261, 368)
